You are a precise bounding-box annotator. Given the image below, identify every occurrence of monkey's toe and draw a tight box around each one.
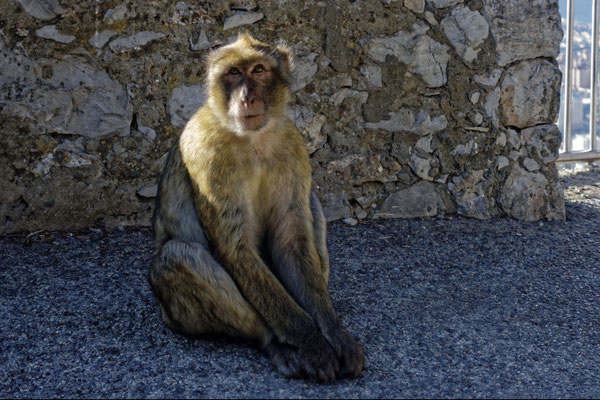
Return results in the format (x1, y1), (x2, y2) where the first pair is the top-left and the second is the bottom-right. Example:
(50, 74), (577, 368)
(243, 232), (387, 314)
(265, 342), (304, 379)
(336, 345), (365, 380)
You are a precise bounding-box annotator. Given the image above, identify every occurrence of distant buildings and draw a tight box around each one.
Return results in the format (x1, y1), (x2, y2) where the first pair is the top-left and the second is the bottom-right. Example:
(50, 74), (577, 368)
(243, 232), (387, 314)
(558, 19), (600, 152)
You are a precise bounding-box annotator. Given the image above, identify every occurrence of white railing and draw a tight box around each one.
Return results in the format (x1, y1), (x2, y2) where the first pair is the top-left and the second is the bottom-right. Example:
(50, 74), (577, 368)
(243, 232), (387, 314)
(558, 0), (600, 163)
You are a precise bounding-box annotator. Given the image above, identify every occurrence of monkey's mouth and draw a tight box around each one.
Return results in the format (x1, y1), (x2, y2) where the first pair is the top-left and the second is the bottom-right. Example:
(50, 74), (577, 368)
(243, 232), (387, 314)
(237, 113), (267, 132)
(243, 114), (264, 120)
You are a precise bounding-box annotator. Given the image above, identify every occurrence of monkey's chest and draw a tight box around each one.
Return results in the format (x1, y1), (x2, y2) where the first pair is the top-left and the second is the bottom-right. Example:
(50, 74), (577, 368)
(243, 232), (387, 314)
(242, 167), (270, 225)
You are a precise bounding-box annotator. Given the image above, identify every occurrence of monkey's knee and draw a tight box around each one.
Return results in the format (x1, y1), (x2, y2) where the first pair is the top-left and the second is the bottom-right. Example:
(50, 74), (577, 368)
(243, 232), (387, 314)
(310, 192), (330, 281)
(150, 240), (270, 343)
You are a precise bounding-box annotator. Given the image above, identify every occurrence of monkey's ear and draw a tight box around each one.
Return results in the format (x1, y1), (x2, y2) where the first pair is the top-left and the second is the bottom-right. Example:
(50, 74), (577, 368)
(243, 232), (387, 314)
(275, 44), (293, 75)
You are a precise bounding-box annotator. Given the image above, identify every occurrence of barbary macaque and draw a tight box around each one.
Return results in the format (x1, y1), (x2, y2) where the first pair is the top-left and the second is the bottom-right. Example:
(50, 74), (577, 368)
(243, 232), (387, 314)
(150, 33), (364, 382)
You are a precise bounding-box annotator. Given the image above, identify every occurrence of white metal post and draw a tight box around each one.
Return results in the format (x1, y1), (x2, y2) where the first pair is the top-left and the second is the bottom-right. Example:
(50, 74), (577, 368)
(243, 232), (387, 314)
(590, 0), (599, 153)
(563, 0), (574, 154)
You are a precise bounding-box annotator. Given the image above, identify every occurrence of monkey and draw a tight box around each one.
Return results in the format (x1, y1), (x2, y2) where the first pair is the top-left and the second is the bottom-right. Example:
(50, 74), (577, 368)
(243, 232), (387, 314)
(149, 33), (364, 382)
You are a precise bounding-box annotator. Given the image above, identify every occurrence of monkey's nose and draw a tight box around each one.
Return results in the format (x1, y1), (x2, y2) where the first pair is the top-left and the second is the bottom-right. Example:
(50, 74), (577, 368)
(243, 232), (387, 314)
(241, 95), (255, 109)
(240, 87), (255, 109)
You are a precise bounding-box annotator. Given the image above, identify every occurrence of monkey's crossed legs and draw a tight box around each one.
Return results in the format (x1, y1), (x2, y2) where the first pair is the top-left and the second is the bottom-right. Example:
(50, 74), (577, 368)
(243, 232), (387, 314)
(150, 193), (341, 379)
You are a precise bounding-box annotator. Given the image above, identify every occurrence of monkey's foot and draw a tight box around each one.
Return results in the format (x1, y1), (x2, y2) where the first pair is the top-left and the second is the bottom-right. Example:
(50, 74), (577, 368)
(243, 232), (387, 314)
(264, 339), (337, 383)
(325, 328), (365, 380)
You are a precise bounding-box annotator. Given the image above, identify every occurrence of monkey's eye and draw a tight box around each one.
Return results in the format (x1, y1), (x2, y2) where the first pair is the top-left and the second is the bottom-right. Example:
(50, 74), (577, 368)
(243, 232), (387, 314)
(252, 64), (265, 73)
(228, 67), (241, 75)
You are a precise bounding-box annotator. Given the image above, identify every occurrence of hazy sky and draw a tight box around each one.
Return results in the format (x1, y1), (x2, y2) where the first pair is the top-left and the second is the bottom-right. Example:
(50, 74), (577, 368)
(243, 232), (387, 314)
(559, 0), (595, 24)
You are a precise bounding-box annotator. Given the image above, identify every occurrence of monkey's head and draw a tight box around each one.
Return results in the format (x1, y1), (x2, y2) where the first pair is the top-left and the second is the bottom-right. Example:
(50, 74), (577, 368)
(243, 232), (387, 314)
(206, 33), (293, 136)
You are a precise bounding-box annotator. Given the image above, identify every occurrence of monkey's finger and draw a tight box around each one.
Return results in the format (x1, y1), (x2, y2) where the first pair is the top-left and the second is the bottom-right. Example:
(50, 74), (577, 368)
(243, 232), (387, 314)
(301, 361), (318, 382)
(336, 349), (365, 379)
(276, 357), (302, 379)
(317, 352), (339, 383)
(267, 343), (306, 379)
(331, 353), (340, 373)
(316, 368), (335, 383)
(286, 351), (305, 379)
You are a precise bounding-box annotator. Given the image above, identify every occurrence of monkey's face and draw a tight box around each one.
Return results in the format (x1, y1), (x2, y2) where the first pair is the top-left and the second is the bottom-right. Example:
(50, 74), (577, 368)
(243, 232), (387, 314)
(206, 34), (292, 136)
(224, 62), (273, 133)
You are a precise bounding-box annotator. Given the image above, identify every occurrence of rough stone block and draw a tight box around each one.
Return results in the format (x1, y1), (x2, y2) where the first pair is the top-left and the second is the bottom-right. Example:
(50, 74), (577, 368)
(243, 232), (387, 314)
(484, 87), (500, 129)
(302, 113), (327, 154)
(449, 169), (493, 219)
(189, 29), (210, 51)
(500, 59), (561, 129)
(360, 63), (382, 88)
(16, 0), (69, 20)
(2, 56), (132, 138)
(223, 12), (264, 30)
(427, 0), (463, 7)
(365, 108), (447, 135)
(35, 25), (76, 43)
(483, 0), (562, 66)
(499, 165), (565, 221)
(291, 53), (319, 93)
(322, 192), (351, 222)
(88, 30), (118, 49)
(167, 84), (207, 127)
(363, 23), (449, 87)
(523, 157), (540, 172)
(496, 156), (509, 170)
(137, 185), (158, 198)
(104, 3), (128, 23)
(441, 5), (489, 65)
(520, 124), (562, 164)
(109, 31), (166, 52)
(404, 0), (425, 13)
(378, 181), (450, 218)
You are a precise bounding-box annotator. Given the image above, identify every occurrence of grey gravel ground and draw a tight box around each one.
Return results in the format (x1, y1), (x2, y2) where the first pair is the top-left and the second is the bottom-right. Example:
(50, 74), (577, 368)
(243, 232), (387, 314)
(1, 166), (600, 398)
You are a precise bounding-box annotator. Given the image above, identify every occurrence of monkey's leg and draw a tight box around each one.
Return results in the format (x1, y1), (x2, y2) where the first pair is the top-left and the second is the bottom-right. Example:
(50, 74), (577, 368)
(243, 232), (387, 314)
(310, 191), (329, 283)
(150, 239), (270, 344)
(151, 239), (330, 379)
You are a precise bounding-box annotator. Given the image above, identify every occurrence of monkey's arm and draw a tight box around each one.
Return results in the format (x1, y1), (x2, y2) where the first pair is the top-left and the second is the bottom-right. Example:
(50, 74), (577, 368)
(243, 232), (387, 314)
(266, 199), (335, 324)
(267, 199), (364, 379)
(267, 127), (359, 340)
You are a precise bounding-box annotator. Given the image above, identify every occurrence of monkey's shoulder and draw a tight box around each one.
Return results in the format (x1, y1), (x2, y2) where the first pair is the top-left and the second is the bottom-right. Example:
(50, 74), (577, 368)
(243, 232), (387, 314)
(180, 108), (222, 145)
(272, 115), (301, 145)
(279, 117), (311, 162)
(156, 144), (194, 200)
(178, 110), (233, 160)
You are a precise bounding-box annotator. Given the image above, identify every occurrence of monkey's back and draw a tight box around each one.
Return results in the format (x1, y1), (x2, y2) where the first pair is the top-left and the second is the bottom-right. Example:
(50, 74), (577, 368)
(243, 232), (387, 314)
(153, 141), (210, 251)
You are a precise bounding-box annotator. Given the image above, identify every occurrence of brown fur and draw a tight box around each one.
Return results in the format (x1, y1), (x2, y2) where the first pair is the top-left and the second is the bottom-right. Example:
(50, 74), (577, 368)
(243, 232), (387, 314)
(150, 34), (364, 382)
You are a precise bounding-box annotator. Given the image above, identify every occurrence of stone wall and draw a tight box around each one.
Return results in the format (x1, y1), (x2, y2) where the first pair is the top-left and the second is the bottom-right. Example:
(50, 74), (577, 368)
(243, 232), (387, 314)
(0, 0), (565, 234)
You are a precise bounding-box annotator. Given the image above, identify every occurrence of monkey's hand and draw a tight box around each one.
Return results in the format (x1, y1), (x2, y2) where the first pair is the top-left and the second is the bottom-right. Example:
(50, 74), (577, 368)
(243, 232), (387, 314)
(268, 328), (339, 383)
(325, 328), (365, 379)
